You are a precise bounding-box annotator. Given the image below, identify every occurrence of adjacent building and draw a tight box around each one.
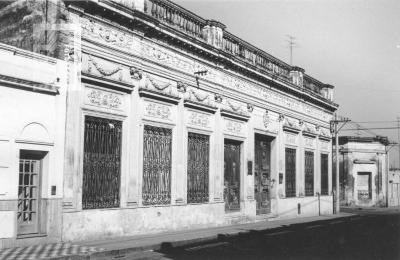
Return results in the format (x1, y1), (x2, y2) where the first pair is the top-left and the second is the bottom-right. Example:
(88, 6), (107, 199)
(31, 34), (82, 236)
(336, 136), (389, 207)
(0, 0), (338, 248)
(388, 168), (400, 207)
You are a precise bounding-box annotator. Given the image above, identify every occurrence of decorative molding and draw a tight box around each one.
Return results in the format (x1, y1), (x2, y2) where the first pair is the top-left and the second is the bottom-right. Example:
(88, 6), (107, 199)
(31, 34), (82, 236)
(177, 81), (187, 93)
(247, 104), (254, 113)
(130, 66), (143, 80)
(144, 101), (171, 120)
(82, 54), (132, 87)
(283, 117), (300, 133)
(88, 55), (121, 76)
(224, 119), (244, 134)
(221, 109), (250, 122)
(0, 74), (58, 95)
(214, 94), (223, 103)
(188, 111), (210, 128)
(81, 17), (134, 50)
(304, 137), (315, 149)
(320, 140), (330, 151)
(140, 41), (333, 121)
(84, 87), (123, 110)
(263, 110), (271, 128)
(319, 128), (332, 141)
(303, 123), (317, 138)
(285, 133), (297, 145)
(139, 74), (180, 104)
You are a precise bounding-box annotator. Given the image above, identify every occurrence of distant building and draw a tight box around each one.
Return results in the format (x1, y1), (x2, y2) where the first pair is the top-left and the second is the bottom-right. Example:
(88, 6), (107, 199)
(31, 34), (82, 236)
(335, 136), (389, 207)
(0, 0), (338, 248)
(388, 168), (400, 207)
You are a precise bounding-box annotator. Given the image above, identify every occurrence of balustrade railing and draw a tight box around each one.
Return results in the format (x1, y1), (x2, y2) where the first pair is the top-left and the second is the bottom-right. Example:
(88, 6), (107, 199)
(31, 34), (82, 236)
(143, 0), (206, 40)
(222, 33), (292, 82)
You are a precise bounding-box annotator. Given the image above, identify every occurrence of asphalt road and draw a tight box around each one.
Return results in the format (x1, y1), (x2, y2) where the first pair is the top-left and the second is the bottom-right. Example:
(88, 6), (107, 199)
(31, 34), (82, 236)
(123, 209), (400, 260)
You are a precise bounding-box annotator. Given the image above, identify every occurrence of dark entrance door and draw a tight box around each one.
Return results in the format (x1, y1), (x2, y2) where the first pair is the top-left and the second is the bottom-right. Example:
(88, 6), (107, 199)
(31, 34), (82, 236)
(254, 134), (272, 215)
(224, 139), (241, 212)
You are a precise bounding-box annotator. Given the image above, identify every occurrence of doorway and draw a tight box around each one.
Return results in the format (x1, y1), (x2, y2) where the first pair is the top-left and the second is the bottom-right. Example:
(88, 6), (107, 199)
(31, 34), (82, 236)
(254, 134), (273, 215)
(17, 150), (46, 235)
(224, 139), (241, 212)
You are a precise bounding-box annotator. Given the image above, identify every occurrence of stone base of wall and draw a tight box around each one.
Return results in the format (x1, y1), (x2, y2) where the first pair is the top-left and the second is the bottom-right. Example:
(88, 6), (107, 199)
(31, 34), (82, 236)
(275, 196), (333, 219)
(62, 202), (228, 242)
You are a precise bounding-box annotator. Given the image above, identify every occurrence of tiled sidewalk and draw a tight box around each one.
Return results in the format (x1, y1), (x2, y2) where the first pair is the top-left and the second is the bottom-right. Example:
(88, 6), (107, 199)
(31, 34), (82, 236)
(0, 243), (104, 260)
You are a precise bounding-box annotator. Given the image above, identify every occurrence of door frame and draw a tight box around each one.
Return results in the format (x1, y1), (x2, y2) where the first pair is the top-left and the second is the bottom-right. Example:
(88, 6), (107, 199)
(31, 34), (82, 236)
(15, 142), (52, 237)
(254, 133), (275, 215)
(223, 135), (245, 213)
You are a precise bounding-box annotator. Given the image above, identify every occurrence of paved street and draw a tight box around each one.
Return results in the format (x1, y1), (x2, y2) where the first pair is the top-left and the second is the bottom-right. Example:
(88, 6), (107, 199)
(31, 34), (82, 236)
(122, 209), (400, 260)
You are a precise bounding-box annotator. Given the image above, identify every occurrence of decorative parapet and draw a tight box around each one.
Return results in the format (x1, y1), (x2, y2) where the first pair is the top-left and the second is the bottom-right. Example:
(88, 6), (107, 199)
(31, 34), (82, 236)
(143, 0), (206, 41)
(290, 66), (305, 88)
(202, 20), (226, 49)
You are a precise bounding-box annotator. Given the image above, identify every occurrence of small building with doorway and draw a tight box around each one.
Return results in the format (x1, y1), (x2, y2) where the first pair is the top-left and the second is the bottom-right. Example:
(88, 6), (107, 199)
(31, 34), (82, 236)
(336, 136), (389, 207)
(0, 43), (68, 248)
(388, 168), (400, 207)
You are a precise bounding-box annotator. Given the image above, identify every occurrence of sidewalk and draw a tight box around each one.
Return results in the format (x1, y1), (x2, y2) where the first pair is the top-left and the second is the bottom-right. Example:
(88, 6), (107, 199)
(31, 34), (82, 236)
(0, 212), (356, 260)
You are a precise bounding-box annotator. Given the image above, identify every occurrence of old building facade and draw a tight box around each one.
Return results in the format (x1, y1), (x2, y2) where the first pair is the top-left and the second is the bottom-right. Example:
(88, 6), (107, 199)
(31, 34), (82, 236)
(0, 0), (338, 247)
(336, 136), (389, 207)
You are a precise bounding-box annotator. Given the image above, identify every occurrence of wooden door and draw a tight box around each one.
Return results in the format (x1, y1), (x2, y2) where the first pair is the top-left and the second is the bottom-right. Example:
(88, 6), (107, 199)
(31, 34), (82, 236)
(224, 140), (241, 212)
(254, 135), (271, 214)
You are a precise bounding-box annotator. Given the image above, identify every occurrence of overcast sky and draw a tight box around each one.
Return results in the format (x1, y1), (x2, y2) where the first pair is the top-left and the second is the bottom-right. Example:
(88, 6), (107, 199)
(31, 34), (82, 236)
(175, 0), (400, 167)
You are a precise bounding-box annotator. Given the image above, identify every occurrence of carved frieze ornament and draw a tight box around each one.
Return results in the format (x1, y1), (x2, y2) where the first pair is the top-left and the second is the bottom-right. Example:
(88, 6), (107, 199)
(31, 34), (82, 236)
(189, 88), (209, 102)
(86, 88), (122, 110)
(299, 120), (304, 127)
(146, 76), (171, 91)
(278, 114), (285, 122)
(247, 104), (254, 113)
(130, 67), (142, 80)
(214, 94), (223, 103)
(88, 55), (122, 77)
(177, 81), (187, 93)
(226, 100), (243, 113)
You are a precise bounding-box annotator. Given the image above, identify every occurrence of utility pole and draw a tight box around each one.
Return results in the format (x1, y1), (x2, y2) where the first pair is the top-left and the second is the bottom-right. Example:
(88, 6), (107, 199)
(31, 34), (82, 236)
(330, 114), (350, 214)
(286, 35), (297, 66)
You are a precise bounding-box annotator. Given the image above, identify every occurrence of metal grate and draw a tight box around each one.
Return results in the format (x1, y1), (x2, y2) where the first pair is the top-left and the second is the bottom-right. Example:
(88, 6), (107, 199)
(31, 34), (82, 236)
(305, 151), (314, 196)
(187, 132), (209, 204)
(321, 154), (329, 195)
(285, 148), (296, 197)
(142, 125), (172, 205)
(18, 159), (40, 234)
(82, 116), (122, 209)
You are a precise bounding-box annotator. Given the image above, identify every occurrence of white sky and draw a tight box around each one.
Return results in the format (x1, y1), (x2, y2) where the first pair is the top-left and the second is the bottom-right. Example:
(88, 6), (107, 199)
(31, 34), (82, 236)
(175, 0), (400, 167)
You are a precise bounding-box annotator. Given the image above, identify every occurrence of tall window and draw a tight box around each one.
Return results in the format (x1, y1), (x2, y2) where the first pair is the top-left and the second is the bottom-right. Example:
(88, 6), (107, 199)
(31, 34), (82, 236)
(82, 116), (122, 209)
(321, 154), (329, 195)
(285, 148), (296, 197)
(142, 125), (172, 205)
(187, 132), (209, 203)
(305, 151), (314, 196)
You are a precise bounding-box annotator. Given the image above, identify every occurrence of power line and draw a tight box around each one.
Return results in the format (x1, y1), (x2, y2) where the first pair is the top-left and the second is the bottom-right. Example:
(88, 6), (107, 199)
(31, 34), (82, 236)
(341, 127), (400, 131)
